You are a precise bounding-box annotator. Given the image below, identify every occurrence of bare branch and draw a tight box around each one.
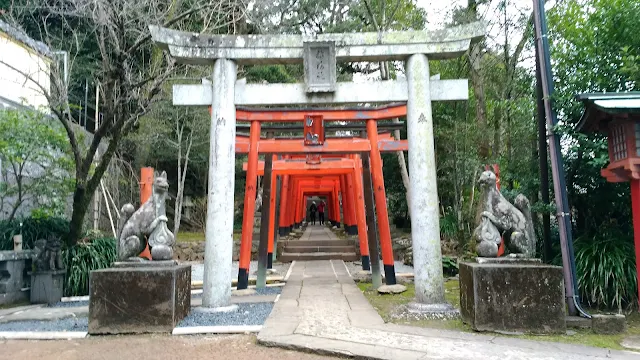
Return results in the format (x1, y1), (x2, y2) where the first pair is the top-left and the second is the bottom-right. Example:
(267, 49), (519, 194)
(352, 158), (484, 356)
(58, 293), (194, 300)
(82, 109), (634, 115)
(363, 0), (380, 31)
(385, 0), (403, 29)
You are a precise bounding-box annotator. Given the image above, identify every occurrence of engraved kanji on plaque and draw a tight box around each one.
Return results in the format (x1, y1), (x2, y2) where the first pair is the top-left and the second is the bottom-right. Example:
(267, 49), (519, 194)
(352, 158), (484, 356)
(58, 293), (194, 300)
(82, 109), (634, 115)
(304, 114), (325, 146)
(303, 41), (336, 93)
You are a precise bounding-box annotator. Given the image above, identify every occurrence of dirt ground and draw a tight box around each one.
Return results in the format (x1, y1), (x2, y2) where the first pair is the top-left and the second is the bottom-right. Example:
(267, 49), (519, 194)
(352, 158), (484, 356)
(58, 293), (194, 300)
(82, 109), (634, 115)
(0, 334), (337, 360)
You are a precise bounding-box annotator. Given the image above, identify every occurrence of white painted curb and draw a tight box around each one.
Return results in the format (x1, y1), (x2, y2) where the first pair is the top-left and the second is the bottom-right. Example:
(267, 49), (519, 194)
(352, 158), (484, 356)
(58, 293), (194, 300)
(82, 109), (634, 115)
(172, 325), (262, 335)
(283, 261), (296, 281)
(342, 260), (352, 277)
(61, 296), (89, 302)
(230, 283), (285, 291)
(0, 331), (88, 340)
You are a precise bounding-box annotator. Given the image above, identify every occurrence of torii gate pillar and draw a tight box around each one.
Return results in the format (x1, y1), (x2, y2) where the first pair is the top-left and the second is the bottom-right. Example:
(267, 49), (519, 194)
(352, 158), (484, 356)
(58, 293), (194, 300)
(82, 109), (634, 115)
(406, 54), (452, 314)
(202, 59), (237, 309)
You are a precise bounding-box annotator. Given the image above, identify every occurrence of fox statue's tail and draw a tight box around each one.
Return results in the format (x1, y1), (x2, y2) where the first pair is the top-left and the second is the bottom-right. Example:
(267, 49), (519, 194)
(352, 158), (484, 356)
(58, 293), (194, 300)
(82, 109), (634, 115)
(116, 204), (135, 254)
(514, 194), (536, 256)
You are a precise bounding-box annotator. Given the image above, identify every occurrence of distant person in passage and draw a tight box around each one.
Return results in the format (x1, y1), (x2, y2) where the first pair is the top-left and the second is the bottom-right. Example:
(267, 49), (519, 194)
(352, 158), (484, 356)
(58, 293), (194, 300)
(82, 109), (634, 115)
(318, 200), (326, 225)
(309, 201), (318, 225)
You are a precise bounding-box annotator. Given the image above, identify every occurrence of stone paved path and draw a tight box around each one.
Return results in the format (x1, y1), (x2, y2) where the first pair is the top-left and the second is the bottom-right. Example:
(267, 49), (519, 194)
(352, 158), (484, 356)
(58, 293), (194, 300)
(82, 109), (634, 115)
(258, 229), (639, 359)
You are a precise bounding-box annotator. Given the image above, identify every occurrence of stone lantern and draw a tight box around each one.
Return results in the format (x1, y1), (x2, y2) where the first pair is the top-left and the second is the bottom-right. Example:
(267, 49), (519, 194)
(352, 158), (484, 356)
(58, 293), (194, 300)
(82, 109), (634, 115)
(575, 91), (640, 304)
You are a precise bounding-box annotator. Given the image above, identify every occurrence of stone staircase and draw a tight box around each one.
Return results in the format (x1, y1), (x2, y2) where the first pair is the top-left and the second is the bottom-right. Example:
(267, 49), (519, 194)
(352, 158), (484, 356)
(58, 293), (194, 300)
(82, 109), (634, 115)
(280, 238), (359, 262)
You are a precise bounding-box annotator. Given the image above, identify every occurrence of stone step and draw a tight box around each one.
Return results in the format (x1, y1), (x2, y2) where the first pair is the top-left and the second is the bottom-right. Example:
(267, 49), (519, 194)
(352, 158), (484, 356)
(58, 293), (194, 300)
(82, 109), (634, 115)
(285, 239), (353, 247)
(284, 245), (355, 253)
(279, 252), (359, 262)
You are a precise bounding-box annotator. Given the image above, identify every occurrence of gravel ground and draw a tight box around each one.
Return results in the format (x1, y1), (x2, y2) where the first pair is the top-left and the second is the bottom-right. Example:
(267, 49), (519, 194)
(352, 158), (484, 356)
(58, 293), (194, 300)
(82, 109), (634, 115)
(252, 287), (282, 296)
(0, 317), (88, 332)
(0, 334), (337, 360)
(344, 260), (413, 275)
(178, 302), (273, 327)
(48, 301), (88, 308)
(190, 261), (291, 282)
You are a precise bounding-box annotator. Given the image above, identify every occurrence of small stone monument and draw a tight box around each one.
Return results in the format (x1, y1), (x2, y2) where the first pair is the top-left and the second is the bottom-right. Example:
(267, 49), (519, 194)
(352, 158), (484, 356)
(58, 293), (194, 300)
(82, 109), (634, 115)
(459, 170), (566, 334)
(29, 236), (66, 305)
(89, 170), (190, 334)
(0, 249), (33, 305)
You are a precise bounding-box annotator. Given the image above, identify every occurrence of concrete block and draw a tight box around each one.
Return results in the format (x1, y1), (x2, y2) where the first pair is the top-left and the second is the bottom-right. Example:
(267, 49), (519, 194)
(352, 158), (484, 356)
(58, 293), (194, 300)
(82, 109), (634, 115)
(566, 315), (592, 329)
(591, 314), (626, 334)
(88, 264), (191, 334)
(29, 270), (65, 305)
(459, 260), (566, 334)
(0, 251), (32, 305)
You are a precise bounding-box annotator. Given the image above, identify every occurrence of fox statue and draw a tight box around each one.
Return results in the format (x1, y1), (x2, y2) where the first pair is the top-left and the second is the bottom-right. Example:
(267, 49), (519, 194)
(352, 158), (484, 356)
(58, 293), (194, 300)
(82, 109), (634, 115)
(116, 171), (175, 261)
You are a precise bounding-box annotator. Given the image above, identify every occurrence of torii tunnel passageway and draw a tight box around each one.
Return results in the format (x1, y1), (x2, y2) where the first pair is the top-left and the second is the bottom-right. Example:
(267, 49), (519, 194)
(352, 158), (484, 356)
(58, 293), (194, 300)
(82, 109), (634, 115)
(230, 104), (409, 289)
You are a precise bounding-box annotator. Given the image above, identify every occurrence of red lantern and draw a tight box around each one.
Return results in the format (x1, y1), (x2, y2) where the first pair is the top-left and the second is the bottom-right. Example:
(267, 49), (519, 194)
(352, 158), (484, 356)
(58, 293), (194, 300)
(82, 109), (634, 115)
(576, 92), (640, 307)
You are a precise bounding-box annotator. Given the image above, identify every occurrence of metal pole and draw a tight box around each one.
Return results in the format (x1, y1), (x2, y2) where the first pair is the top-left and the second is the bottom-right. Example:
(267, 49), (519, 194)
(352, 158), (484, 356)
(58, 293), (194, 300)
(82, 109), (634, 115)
(272, 170), (281, 265)
(533, 0), (584, 316)
(92, 83), (101, 231)
(535, 43), (552, 263)
(257, 133), (274, 288)
(84, 80), (89, 128)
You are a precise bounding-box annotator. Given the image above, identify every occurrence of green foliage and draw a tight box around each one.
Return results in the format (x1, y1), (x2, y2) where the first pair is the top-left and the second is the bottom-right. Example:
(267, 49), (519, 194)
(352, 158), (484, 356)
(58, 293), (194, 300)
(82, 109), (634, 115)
(0, 109), (75, 221)
(63, 236), (117, 297)
(439, 212), (458, 239)
(548, 0), (638, 241)
(245, 64), (301, 83)
(572, 229), (637, 311)
(0, 217), (70, 250)
(442, 256), (459, 277)
(621, 46), (640, 84)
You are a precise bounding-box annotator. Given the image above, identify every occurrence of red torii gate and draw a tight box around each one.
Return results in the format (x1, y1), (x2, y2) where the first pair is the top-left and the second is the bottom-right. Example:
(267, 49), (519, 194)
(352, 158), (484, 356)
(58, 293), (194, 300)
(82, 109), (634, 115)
(232, 104), (408, 289)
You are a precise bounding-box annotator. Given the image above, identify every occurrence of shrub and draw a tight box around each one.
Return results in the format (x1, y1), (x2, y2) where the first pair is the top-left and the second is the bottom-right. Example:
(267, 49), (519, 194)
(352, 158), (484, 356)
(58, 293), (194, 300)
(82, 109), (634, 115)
(442, 256), (459, 276)
(573, 229), (637, 311)
(63, 236), (117, 297)
(0, 217), (69, 250)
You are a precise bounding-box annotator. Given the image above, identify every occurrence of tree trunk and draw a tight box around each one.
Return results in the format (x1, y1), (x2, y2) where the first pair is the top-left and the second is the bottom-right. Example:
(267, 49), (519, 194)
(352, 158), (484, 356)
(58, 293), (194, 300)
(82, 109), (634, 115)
(67, 130), (120, 245)
(67, 185), (91, 244)
(174, 126), (194, 236)
(468, 0), (489, 162)
(7, 162), (23, 222)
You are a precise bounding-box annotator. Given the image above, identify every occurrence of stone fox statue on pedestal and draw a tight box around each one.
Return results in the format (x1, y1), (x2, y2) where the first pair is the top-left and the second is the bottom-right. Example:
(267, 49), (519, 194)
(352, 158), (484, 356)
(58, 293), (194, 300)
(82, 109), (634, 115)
(475, 170), (537, 258)
(33, 236), (64, 271)
(117, 171), (175, 261)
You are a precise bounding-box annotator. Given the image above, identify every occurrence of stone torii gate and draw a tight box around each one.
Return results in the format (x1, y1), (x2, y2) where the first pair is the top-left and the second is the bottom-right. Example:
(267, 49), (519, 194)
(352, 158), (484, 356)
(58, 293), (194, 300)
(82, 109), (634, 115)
(150, 23), (484, 314)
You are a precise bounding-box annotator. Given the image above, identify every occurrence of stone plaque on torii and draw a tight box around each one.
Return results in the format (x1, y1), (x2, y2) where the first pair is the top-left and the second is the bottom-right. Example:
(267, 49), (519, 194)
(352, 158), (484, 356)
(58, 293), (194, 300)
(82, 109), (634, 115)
(150, 22), (485, 315)
(303, 41), (337, 93)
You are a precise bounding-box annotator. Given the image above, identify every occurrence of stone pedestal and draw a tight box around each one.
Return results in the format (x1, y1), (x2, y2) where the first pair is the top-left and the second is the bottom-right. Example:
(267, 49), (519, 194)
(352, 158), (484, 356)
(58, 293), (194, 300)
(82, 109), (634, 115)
(29, 269), (66, 305)
(0, 251), (33, 305)
(88, 263), (191, 334)
(460, 258), (566, 334)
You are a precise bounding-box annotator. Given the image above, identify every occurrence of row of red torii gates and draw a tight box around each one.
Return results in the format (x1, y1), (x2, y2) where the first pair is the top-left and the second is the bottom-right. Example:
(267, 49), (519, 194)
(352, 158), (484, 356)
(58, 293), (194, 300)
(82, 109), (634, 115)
(231, 104), (409, 289)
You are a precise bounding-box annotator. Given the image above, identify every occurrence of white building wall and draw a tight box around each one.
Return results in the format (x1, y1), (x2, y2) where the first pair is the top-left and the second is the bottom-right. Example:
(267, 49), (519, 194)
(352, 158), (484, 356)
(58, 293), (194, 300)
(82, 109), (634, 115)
(0, 32), (50, 109)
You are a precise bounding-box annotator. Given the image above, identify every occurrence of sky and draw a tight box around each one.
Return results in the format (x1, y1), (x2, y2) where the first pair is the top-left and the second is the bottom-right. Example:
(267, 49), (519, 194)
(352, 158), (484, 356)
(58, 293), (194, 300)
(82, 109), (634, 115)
(419, 0), (467, 30)
(351, 0), (539, 82)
